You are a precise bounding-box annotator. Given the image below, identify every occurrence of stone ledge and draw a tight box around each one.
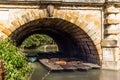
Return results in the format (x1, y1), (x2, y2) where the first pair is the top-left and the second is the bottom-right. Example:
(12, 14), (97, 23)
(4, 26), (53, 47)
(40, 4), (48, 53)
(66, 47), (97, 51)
(104, 29), (120, 34)
(0, 0), (105, 5)
(106, 0), (120, 2)
(101, 39), (119, 47)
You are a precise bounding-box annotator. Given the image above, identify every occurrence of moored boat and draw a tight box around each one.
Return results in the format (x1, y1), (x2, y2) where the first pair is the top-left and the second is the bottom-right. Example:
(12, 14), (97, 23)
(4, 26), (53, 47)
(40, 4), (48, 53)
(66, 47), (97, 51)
(82, 63), (100, 69)
(39, 58), (101, 71)
(39, 59), (64, 71)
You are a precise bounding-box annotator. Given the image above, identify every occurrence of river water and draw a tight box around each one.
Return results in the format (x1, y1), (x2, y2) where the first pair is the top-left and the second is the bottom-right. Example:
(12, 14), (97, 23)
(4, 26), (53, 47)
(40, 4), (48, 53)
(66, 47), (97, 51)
(30, 62), (120, 80)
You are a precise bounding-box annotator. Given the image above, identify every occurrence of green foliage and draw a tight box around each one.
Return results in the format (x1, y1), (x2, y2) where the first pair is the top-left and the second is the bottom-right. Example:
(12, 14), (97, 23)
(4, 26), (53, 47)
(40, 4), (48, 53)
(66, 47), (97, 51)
(22, 34), (56, 48)
(0, 39), (32, 80)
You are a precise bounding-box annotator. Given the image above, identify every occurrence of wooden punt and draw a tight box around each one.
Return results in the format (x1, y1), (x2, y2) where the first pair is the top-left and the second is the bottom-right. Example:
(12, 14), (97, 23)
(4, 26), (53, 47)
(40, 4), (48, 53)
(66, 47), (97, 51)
(60, 64), (77, 71)
(39, 59), (64, 71)
(70, 61), (92, 71)
(39, 58), (100, 71)
(82, 63), (100, 69)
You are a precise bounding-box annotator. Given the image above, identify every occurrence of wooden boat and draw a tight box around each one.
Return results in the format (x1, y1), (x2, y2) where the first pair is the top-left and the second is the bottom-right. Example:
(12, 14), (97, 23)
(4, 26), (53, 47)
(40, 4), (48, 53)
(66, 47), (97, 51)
(60, 63), (77, 71)
(39, 58), (97, 71)
(76, 65), (92, 71)
(39, 59), (64, 71)
(70, 61), (92, 71)
(82, 63), (100, 69)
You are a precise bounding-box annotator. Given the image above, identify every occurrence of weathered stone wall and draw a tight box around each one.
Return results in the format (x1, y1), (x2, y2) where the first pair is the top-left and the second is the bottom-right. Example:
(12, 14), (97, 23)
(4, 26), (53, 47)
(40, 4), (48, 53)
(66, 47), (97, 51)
(101, 1), (120, 70)
(0, 0), (120, 70)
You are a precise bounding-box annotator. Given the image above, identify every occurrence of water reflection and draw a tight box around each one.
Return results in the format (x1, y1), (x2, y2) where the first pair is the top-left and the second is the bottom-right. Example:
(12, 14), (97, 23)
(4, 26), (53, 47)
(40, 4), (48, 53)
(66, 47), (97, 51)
(31, 62), (120, 80)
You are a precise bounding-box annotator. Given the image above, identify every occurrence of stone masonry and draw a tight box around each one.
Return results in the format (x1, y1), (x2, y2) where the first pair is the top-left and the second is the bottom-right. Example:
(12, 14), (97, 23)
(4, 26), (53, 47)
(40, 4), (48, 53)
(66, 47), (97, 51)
(0, 0), (120, 70)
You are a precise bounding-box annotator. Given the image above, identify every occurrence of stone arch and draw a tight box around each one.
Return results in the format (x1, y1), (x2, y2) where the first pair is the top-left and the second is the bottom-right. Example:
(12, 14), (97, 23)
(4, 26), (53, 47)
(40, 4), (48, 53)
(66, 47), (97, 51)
(0, 9), (102, 65)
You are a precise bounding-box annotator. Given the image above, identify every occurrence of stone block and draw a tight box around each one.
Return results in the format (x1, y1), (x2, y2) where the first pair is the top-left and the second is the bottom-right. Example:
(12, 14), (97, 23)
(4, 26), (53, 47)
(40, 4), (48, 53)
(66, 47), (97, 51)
(18, 18), (25, 25)
(93, 39), (101, 45)
(30, 10), (40, 20)
(65, 11), (79, 23)
(53, 9), (57, 18)
(91, 33), (101, 41)
(107, 14), (116, 19)
(11, 19), (20, 28)
(22, 13), (30, 22)
(105, 7), (119, 14)
(98, 49), (102, 54)
(106, 24), (116, 30)
(116, 14), (120, 20)
(105, 18), (120, 24)
(114, 48), (119, 61)
(56, 10), (66, 19)
(65, 13), (72, 22)
(8, 26), (16, 32)
(33, 10), (41, 19)
(102, 61), (120, 70)
(102, 48), (119, 61)
(87, 28), (96, 36)
(0, 31), (3, 37)
(78, 22), (87, 29)
(104, 29), (120, 34)
(106, 0), (120, 2)
(95, 44), (101, 50)
(102, 48), (114, 61)
(101, 39), (118, 47)
(105, 35), (118, 40)
(39, 10), (46, 18)
(64, 0), (105, 3)
(0, 31), (7, 39)
(2, 29), (11, 36)
(84, 22), (94, 32)
(99, 54), (103, 60)
(0, 25), (4, 31)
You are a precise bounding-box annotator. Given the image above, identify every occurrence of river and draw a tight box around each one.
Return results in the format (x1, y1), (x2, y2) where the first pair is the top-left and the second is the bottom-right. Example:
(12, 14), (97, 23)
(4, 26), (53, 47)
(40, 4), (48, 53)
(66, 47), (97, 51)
(30, 62), (120, 80)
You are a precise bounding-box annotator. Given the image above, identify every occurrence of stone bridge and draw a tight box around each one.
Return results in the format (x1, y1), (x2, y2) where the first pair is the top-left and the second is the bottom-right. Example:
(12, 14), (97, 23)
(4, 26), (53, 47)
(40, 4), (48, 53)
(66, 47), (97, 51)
(0, 0), (120, 70)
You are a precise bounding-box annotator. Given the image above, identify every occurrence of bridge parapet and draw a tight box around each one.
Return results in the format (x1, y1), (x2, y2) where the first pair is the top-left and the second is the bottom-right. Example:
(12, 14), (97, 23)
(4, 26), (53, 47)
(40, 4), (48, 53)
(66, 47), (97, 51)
(1, 0), (105, 3)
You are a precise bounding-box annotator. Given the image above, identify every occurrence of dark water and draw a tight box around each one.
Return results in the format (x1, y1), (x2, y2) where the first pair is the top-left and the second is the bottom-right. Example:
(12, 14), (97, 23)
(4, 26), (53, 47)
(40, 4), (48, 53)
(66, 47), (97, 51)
(31, 62), (120, 80)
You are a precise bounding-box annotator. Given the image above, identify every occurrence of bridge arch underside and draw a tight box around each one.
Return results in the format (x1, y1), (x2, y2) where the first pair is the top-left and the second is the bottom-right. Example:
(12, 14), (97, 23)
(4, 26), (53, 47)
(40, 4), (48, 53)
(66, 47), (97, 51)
(10, 18), (100, 65)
